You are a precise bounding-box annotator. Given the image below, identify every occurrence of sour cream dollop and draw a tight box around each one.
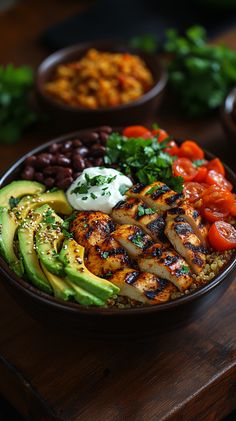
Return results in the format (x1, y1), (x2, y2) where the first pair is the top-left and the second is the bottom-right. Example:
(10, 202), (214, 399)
(66, 167), (133, 213)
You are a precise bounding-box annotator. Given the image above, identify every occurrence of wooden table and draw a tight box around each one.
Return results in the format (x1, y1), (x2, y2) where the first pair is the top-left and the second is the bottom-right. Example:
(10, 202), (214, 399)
(0, 2), (235, 420)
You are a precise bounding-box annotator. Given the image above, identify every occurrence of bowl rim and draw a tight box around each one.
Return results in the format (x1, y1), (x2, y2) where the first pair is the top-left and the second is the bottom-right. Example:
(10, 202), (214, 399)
(36, 40), (168, 114)
(221, 86), (236, 134)
(1, 128), (236, 317)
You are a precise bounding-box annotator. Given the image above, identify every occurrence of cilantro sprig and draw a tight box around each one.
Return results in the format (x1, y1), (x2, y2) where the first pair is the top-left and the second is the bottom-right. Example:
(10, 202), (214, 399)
(104, 132), (183, 192)
(165, 25), (236, 116)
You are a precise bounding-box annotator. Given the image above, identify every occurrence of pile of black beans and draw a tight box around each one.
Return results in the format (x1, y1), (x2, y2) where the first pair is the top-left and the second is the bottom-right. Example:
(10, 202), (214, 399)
(21, 126), (112, 190)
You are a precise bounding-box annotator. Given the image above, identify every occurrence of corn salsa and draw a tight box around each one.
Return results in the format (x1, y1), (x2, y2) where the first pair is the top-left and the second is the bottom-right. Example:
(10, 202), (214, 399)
(44, 49), (154, 109)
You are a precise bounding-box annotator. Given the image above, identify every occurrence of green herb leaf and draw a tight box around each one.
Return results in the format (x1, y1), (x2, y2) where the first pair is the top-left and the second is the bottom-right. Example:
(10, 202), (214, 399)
(131, 233), (145, 248)
(101, 251), (109, 259)
(9, 196), (20, 209)
(193, 159), (206, 167)
(62, 228), (73, 239)
(90, 192), (97, 200)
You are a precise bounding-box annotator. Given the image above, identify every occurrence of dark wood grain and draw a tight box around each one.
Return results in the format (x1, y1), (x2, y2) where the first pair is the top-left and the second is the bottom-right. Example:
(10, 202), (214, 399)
(0, 1), (235, 420)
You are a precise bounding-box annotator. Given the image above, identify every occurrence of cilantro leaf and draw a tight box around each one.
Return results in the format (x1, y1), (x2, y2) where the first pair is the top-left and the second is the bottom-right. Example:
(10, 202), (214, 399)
(9, 196), (20, 209)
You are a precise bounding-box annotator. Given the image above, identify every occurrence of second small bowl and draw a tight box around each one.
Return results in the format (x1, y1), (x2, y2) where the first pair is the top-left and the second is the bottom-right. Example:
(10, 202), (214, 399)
(36, 41), (167, 131)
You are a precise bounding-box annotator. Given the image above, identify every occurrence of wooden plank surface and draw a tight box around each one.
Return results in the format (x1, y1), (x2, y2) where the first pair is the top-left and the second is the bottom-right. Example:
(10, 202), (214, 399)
(0, 1), (236, 420)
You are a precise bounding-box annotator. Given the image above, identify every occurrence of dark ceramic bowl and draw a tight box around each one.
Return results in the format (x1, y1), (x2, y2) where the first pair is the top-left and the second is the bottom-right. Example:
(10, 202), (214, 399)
(36, 41), (167, 131)
(221, 87), (236, 145)
(0, 129), (236, 338)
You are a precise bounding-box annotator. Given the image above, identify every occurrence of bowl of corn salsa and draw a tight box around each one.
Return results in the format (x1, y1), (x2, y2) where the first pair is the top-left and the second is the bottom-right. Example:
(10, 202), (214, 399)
(36, 41), (167, 130)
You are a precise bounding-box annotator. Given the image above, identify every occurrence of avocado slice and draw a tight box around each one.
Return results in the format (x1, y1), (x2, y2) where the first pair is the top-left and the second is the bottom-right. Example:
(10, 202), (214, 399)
(36, 210), (64, 276)
(18, 205), (53, 295)
(0, 180), (45, 208)
(59, 239), (120, 300)
(65, 278), (105, 307)
(41, 263), (75, 301)
(0, 207), (24, 277)
(14, 189), (73, 220)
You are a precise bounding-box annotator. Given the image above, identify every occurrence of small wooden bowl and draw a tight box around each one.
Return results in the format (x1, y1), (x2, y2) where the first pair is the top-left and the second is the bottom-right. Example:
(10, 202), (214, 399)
(0, 129), (236, 338)
(36, 41), (167, 131)
(221, 87), (236, 144)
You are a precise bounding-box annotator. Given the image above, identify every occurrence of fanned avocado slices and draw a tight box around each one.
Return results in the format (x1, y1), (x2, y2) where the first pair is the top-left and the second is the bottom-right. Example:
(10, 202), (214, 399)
(14, 189), (73, 220)
(36, 209), (64, 276)
(59, 239), (120, 300)
(18, 205), (53, 295)
(0, 207), (24, 277)
(0, 180), (45, 208)
(41, 263), (75, 301)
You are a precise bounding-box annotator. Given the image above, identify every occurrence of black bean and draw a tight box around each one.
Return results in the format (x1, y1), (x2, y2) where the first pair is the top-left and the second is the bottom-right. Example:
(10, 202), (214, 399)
(94, 157), (104, 166)
(44, 177), (55, 188)
(56, 167), (73, 180)
(73, 155), (86, 171)
(72, 139), (82, 147)
(64, 152), (72, 158)
(55, 155), (71, 166)
(97, 126), (112, 134)
(100, 132), (109, 145)
(73, 172), (81, 179)
(61, 141), (73, 152)
(84, 159), (93, 168)
(56, 177), (73, 190)
(34, 172), (44, 182)
(24, 155), (36, 166)
(36, 153), (53, 167)
(21, 166), (34, 180)
(49, 143), (62, 153)
(75, 146), (89, 157)
(81, 132), (99, 145)
(90, 144), (106, 157)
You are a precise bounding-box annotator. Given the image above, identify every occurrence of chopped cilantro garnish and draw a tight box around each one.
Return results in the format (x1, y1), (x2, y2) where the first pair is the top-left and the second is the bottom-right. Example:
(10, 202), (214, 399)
(101, 251), (109, 259)
(137, 205), (155, 217)
(90, 192), (97, 200)
(62, 228), (73, 239)
(62, 213), (76, 230)
(9, 196), (20, 209)
(71, 183), (88, 195)
(105, 132), (184, 193)
(193, 159), (206, 167)
(45, 215), (55, 224)
(181, 265), (190, 274)
(82, 196), (88, 200)
(131, 233), (145, 248)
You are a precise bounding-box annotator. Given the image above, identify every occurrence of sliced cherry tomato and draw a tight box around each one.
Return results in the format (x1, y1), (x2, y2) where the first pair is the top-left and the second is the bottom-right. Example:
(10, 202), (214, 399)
(179, 140), (204, 160)
(183, 182), (207, 203)
(230, 194), (236, 216)
(172, 158), (198, 182)
(152, 128), (169, 142)
(123, 126), (152, 139)
(207, 158), (225, 176)
(206, 170), (233, 191)
(202, 185), (234, 214)
(203, 208), (229, 222)
(164, 140), (180, 156)
(193, 166), (208, 182)
(208, 221), (236, 251)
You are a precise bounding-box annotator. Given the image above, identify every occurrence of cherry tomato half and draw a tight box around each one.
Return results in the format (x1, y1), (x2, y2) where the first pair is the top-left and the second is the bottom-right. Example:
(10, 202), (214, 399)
(152, 128), (169, 142)
(208, 221), (236, 251)
(172, 158), (198, 181)
(207, 158), (225, 176)
(206, 170), (233, 191)
(164, 140), (180, 156)
(183, 182), (207, 203)
(202, 185), (234, 214)
(123, 126), (152, 139)
(203, 208), (229, 223)
(193, 166), (208, 182)
(230, 194), (236, 216)
(179, 140), (204, 161)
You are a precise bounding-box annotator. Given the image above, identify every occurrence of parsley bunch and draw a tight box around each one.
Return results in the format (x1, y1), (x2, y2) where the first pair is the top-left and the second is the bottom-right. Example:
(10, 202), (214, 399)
(165, 25), (236, 116)
(104, 132), (183, 192)
(0, 64), (36, 143)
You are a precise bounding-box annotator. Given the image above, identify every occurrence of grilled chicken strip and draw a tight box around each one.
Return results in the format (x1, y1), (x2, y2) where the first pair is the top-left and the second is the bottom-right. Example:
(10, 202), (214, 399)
(70, 211), (115, 248)
(109, 268), (177, 305)
(112, 224), (153, 259)
(127, 182), (183, 212)
(165, 215), (206, 274)
(138, 243), (192, 292)
(112, 197), (168, 243)
(167, 204), (208, 246)
(86, 236), (132, 277)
